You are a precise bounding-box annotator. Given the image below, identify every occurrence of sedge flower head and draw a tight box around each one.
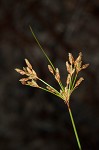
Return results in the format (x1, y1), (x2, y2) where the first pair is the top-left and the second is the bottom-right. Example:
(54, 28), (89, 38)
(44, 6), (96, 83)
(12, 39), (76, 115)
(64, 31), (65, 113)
(15, 52), (89, 106)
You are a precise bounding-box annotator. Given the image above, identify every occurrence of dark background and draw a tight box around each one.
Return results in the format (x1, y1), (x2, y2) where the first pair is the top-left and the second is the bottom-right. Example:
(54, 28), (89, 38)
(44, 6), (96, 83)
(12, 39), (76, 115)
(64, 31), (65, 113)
(0, 0), (99, 150)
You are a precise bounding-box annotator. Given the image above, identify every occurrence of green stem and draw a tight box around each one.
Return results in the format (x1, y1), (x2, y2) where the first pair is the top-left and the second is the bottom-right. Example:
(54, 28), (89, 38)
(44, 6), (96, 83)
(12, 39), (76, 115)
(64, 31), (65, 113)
(39, 87), (63, 99)
(38, 77), (64, 95)
(68, 106), (82, 150)
(38, 78), (60, 96)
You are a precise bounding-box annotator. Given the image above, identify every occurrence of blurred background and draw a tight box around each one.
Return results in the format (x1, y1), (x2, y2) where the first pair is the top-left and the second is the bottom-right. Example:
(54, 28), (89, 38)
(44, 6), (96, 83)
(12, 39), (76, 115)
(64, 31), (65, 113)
(0, 0), (99, 149)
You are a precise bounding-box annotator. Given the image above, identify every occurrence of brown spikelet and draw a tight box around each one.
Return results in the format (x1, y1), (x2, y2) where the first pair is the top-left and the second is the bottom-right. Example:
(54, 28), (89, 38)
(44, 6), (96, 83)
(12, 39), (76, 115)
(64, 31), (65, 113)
(20, 80), (26, 85)
(75, 65), (81, 73)
(55, 68), (60, 83)
(82, 64), (89, 70)
(19, 78), (29, 82)
(69, 53), (74, 65)
(19, 78), (29, 85)
(48, 65), (54, 75)
(23, 67), (27, 72)
(46, 86), (56, 93)
(65, 87), (70, 102)
(74, 52), (82, 70)
(66, 61), (71, 74)
(71, 68), (75, 75)
(27, 80), (39, 88)
(15, 68), (25, 75)
(26, 67), (33, 74)
(75, 52), (82, 63)
(66, 74), (71, 85)
(74, 77), (84, 88)
(66, 61), (75, 75)
(31, 69), (38, 79)
(25, 59), (32, 69)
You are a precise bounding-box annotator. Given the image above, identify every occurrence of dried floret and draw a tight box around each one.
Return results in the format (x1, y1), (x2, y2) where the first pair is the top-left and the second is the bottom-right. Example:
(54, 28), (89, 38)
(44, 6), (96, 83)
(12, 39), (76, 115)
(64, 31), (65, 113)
(19, 78), (29, 85)
(48, 65), (54, 75)
(66, 61), (71, 74)
(26, 67), (33, 74)
(82, 64), (89, 70)
(46, 86), (56, 93)
(74, 77), (84, 88)
(27, 80), (39, 88)
(69, 53), (74, 65)
(66, 74), (71, 85)
(55, 68), (60, 83)
(66, 61), (75, 76)
(75, 52), (82, 65)
(15, 68), (25, 75)
(25, 59), (32, 69)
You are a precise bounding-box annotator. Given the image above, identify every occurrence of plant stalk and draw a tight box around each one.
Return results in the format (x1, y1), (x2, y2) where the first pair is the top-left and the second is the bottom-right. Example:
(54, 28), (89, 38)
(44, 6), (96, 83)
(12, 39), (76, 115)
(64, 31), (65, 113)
(68, 106), (82, 150)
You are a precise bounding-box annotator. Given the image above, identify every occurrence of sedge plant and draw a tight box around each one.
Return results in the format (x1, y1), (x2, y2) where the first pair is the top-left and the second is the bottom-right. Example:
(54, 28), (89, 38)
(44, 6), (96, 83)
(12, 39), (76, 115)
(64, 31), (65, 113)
(15, 27), (89, 150)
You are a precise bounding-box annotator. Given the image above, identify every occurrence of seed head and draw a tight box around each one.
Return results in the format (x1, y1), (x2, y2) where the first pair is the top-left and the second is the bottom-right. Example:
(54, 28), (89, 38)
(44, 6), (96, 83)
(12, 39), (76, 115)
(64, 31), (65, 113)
(15, 51), (89, 107)
(66, 61), (71, 74)
(15, 68), (25, 75)
(46, 86), (56, 93)
(26, 67), (33, 74)
(82, 64), (89, 70)
(74, 77), (84, 88)
(31, 69), (38, 80)
(25, 59), (32, 70)
(68, 53), (74, 65)
(48, 65), (54, 75)
(66, 74), (71, 85)
(19, 78), (29, 85)
(66, 61), (75, 75)
(27, 80), (39, 88)
(75, 52), (82, 64)
(55, 68), (60, 83)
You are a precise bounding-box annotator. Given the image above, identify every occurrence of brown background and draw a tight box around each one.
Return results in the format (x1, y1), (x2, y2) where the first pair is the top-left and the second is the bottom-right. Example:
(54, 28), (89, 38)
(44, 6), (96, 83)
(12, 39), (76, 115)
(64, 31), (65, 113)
(0, 0), (99, 149)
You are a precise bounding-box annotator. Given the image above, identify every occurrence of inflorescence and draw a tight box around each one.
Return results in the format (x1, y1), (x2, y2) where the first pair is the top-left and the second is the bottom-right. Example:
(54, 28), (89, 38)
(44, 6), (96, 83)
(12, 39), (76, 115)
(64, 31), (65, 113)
(15, 52), (89, 107)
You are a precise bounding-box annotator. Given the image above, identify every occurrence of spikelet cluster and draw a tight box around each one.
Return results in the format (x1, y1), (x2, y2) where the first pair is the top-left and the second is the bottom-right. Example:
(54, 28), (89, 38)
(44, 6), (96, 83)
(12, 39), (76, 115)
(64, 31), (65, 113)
(15, 59), (39, 88)
(15, 52), (89, 106)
